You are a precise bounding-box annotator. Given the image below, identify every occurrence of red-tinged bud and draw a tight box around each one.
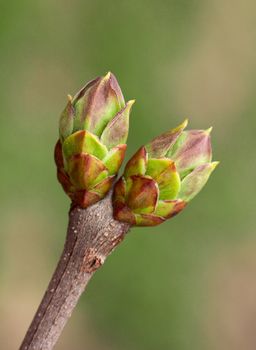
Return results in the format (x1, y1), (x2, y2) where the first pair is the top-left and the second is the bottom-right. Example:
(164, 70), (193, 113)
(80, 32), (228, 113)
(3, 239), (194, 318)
(167, 128), (212, 178)
(113, 120), (218, 226)
(55, 73), (134, 208)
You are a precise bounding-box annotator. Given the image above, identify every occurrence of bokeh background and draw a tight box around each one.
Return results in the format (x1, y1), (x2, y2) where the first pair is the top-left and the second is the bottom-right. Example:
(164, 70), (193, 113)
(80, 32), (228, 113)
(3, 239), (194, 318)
(1, 0), (256, 349)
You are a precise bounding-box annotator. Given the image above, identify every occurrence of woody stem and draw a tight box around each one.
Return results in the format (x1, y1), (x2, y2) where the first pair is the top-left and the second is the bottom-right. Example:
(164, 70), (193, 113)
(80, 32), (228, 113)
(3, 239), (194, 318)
(19, 191), (130, 350)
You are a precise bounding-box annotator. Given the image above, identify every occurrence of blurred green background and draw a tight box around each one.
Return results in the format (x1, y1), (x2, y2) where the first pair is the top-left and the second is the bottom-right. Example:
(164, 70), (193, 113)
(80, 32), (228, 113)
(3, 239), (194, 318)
(1, 0), (256, 349)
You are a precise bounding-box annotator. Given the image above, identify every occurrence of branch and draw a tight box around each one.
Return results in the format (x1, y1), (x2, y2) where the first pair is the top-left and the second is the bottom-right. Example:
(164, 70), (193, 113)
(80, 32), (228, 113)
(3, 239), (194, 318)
(19, 191), (130, 350)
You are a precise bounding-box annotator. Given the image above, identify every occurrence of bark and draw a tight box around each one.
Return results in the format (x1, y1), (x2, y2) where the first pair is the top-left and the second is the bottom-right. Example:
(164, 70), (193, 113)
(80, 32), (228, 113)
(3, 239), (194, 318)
(19, 191), (130, 350)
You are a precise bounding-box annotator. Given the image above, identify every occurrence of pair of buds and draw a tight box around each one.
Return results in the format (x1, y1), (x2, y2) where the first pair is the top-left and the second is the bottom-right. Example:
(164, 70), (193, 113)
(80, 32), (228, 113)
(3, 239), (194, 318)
(55, 72), (218, 226)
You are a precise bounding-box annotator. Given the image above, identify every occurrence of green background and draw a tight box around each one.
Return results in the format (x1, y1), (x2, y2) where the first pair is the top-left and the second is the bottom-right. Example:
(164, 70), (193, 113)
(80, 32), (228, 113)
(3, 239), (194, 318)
(1, 1), (256, 349)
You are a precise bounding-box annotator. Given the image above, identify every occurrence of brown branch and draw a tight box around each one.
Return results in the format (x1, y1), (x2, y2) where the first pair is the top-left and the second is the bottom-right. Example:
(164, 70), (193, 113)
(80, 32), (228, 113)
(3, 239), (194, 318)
(19, 191), (130, 350)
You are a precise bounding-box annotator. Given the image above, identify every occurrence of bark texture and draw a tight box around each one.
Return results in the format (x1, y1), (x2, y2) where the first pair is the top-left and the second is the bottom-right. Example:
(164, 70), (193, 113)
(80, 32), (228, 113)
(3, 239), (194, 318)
(19, 192), (130, 350)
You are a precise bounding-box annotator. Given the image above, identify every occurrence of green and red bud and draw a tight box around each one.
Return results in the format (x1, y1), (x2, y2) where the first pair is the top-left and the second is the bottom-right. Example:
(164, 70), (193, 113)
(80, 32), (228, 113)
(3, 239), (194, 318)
(113, 120), (218, 226)
(55, 72), (134, 208)
(167, 127), (212, 178)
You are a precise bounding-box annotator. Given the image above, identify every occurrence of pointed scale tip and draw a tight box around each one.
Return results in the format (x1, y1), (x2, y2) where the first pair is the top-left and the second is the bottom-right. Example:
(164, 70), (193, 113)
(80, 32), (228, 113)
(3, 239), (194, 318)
(123, 100), (135, 114)
(127, 99), (136, 106)
(205, 126), (213, 134)
(168, 118), (188, 134)
(211, 161), (220, 169)
(182, 118), (189, 128)
(103, 71), (112, 80)
(67, 94), (73, 102)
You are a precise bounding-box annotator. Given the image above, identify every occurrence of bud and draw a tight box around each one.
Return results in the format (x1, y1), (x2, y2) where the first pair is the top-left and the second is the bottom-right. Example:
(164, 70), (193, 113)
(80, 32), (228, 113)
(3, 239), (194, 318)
(113, 120), (218, 226)
(55, 72), (135, 208)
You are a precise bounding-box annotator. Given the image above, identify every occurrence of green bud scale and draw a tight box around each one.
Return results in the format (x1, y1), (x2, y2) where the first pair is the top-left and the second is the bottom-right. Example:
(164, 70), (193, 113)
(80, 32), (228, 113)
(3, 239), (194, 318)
(113, 120), (218, 226)
(55, 72), (135, 208)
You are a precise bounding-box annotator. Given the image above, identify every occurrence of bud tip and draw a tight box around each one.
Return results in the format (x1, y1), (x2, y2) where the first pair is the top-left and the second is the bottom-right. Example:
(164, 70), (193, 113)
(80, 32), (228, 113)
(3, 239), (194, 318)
(205, 126), (213, 134)
(67, 94), (73, 102)
(128, 99), (136, 106)
(103, 71), (112, 81)
(182, 118), (189, 128)
(211, 161), (219, 169)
